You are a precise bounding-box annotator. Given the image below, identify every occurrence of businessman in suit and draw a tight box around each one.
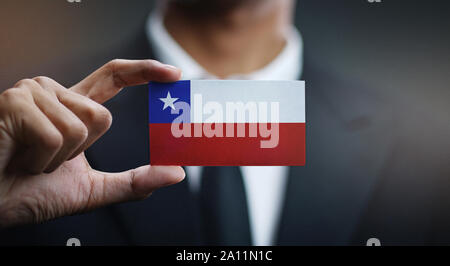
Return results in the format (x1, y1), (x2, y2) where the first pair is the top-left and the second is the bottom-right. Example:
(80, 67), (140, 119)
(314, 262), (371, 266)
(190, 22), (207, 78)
(1, 0), (450, 245)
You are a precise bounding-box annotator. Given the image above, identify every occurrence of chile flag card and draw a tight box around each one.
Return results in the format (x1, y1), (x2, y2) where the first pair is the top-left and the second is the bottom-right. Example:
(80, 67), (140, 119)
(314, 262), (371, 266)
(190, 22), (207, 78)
(148, 80), (305, 166)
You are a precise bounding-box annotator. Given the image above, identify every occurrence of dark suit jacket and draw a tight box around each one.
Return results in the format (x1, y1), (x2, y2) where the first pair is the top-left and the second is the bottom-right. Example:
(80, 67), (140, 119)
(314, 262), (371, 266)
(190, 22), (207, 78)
(1, 26), (449, 246)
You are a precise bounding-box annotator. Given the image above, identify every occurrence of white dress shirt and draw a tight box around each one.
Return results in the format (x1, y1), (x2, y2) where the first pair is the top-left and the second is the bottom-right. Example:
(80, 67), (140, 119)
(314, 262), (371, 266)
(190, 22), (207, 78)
(146, 10), (303, 246)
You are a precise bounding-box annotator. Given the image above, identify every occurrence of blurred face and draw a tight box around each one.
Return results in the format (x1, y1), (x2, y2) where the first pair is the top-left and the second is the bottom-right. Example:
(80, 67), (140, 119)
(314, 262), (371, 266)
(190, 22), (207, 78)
(166, 0), (278, 19)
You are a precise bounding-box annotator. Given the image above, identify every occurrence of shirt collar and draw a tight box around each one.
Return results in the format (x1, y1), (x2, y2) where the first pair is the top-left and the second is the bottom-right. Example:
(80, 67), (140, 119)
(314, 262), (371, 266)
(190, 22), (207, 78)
(146, 9), (304, 81)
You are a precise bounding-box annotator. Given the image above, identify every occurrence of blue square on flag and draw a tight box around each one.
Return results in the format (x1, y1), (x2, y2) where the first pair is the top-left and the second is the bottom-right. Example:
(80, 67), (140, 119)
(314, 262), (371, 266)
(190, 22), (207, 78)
(149, 80), (191, 123)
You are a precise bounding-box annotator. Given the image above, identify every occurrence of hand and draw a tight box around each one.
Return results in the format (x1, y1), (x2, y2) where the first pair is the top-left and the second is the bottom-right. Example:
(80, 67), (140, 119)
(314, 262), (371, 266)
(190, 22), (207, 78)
(0, 59), (185, 228)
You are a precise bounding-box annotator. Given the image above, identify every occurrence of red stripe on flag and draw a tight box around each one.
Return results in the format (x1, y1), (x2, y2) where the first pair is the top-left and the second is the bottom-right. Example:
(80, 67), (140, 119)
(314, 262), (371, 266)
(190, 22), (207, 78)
(149, 123), (305, 166)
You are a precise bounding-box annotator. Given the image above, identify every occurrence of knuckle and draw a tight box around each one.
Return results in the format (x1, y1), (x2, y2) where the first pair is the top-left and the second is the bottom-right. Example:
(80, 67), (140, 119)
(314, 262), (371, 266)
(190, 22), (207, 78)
(14, 78), (39, 89)
(1, 88), (23, 99)
(60, 120), (89, 144)
(137, 60), (156, 82)
(108, 58), (124, 66)
(32, 76), (54, 86)
(0, 88), (31, 104)
(107, 59), (126, 88)
(0, 89), (28, 116)
(85, 104), (113, 132)
(32, 77), (63, 96)
(41, 130), (64, 151)
(143, 59), (159, 70)
(106, 59), (124, 75)
(13, 79), (29, 88)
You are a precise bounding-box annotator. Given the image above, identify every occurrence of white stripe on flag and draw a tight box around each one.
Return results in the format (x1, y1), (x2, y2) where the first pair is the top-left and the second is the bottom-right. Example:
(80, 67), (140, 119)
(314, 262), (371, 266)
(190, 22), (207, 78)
(190, 80), (305, 123)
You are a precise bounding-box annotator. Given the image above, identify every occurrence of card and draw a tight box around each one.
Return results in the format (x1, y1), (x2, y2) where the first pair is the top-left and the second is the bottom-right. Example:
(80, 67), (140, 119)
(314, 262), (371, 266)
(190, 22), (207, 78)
(148, 80), (305, 166)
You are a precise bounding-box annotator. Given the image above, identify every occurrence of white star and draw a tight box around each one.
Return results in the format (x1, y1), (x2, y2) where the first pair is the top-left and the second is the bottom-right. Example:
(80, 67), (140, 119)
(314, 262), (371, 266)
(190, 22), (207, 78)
(159, 91), (179, 111)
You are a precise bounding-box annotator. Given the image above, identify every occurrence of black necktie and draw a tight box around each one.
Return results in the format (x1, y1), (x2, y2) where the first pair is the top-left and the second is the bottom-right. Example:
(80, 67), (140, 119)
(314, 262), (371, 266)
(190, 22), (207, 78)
(199, 166), (252, 245)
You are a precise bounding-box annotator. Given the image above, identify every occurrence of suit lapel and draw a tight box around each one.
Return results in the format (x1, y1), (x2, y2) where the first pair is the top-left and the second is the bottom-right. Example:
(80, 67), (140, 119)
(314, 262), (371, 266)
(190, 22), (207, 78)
(277, 62), (394, 245)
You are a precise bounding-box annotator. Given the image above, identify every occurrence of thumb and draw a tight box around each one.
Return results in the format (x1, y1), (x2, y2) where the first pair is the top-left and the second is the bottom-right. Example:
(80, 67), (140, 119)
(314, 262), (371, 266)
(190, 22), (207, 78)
(85, 165), (185, 209)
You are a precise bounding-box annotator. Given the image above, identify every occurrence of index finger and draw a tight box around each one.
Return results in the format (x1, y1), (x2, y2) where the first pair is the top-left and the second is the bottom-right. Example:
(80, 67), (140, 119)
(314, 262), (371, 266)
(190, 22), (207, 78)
(70, 59), (182, 104)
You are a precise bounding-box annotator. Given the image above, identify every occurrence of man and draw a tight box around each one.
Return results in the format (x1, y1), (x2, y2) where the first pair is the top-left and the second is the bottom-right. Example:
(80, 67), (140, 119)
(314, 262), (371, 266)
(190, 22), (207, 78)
(1, 0), (450, 245)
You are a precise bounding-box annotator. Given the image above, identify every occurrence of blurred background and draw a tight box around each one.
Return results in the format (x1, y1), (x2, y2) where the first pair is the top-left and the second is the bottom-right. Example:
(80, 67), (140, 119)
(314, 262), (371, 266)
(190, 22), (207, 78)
(0, 0), (449, 119)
